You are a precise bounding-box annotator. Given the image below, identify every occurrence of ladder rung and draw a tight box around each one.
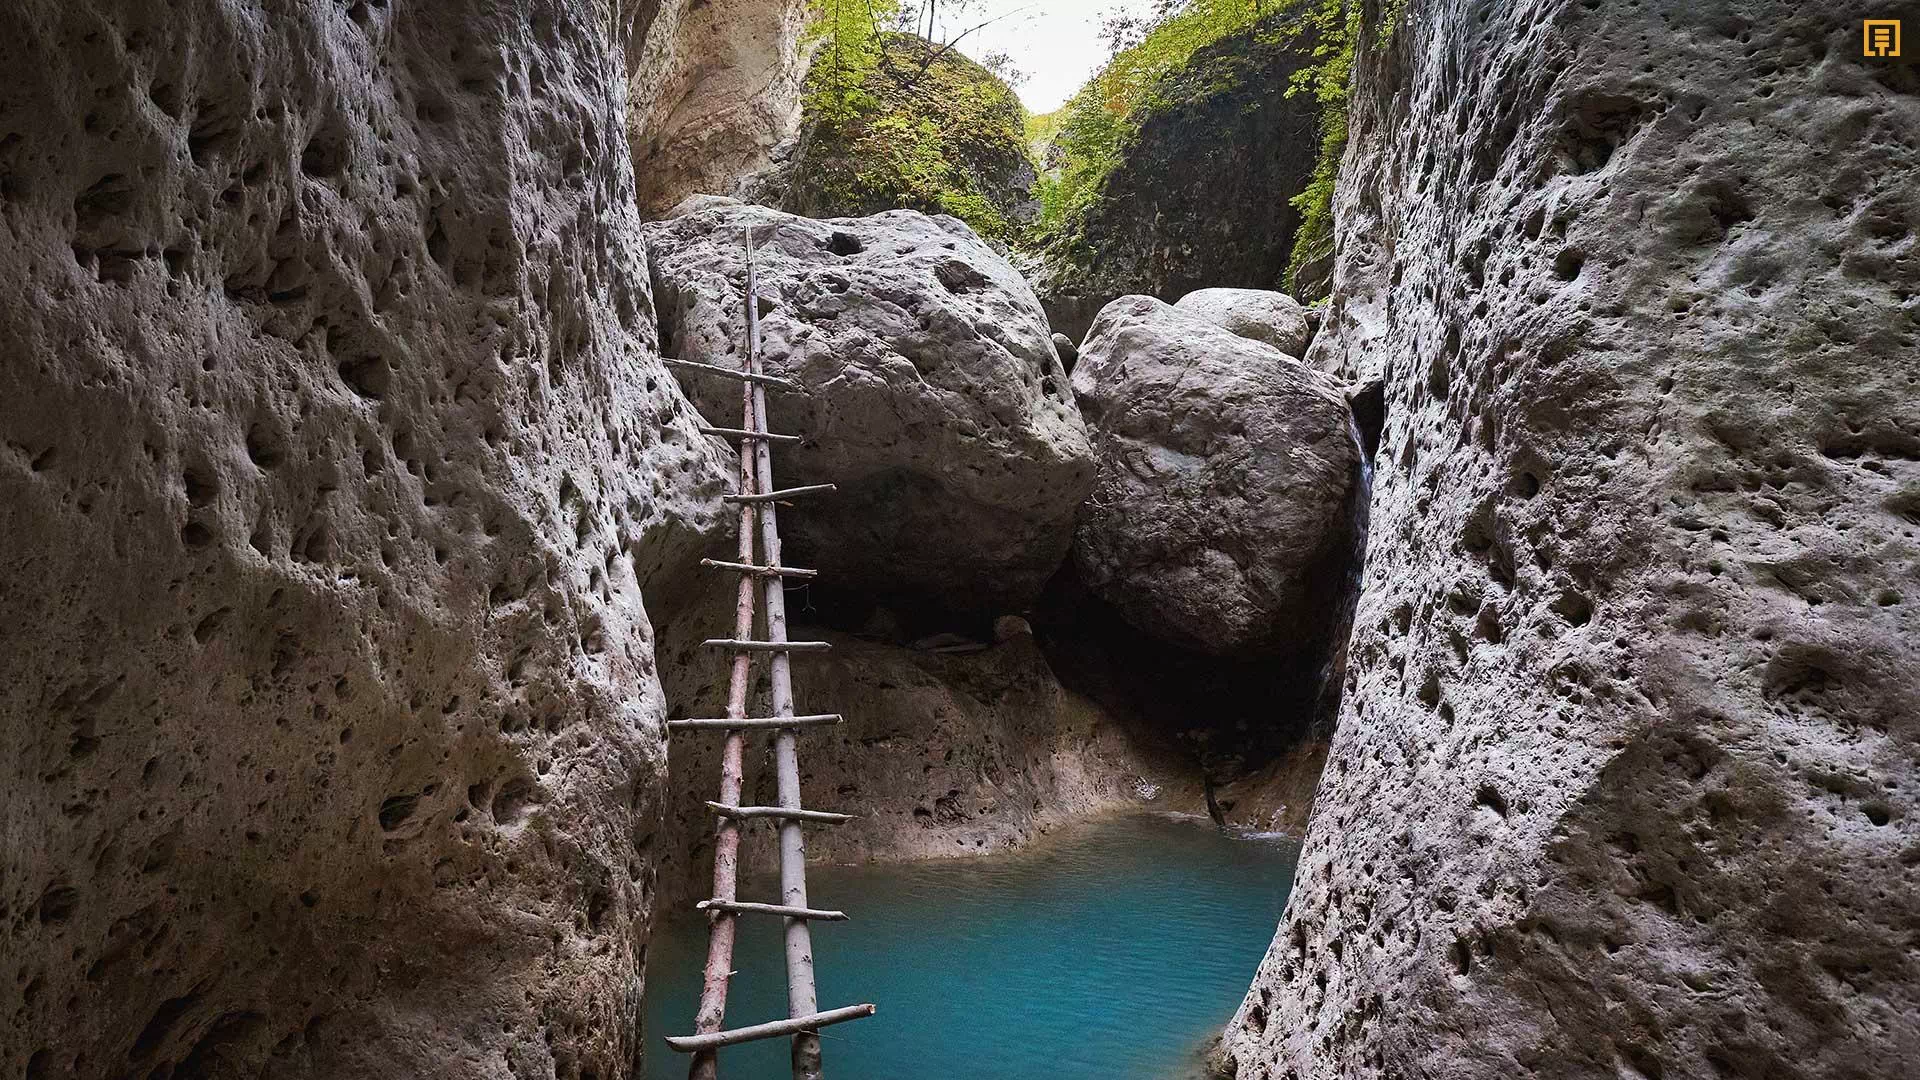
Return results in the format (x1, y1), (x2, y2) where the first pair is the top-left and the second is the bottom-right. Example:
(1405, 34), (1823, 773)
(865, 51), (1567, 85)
(664, 1003), (877, 1053)
(699, 425), (802, 444)
(697, 898), (848, 921)
(668, 714), (843, 731)
(706, 801), (853, 824)
(662, 357), (800, 391)
(701, 638), (832, 653)
(724, 484), (837, 504)
(701, 558), (818, 579)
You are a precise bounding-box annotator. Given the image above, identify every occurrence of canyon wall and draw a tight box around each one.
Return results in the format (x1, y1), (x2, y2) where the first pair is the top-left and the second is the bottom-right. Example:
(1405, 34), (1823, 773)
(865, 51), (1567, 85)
(624, 0), (811, 216)
(1221, 2), (1920, 1078)
(0, 2), (728, 1077)
(1036, 22), (1323, 343)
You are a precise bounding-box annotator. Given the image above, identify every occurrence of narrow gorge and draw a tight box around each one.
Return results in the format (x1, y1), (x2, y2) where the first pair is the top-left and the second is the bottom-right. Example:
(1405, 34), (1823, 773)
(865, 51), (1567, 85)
(1, 1), (1913, 1079)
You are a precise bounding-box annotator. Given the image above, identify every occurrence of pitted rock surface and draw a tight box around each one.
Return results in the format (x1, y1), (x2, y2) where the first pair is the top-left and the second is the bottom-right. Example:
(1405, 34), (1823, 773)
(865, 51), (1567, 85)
(650, 621), (1152, 897)
(1070, 296), (1361, 657)
(1221, 2), (1920, 1079)
(0, 2), (729, 1077)
(1174, 287), (1314, 358)
(646, 204), (1094, 616)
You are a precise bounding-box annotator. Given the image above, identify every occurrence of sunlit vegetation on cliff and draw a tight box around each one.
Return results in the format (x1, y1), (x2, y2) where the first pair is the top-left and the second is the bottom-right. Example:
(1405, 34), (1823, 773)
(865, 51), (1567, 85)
(1032, 0), (1378, 295)
(797, 2), (1034, 242)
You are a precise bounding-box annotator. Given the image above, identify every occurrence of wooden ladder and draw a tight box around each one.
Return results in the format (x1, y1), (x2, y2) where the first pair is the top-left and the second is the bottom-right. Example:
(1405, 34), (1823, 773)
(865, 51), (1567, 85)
(662, 226), (874, 1080)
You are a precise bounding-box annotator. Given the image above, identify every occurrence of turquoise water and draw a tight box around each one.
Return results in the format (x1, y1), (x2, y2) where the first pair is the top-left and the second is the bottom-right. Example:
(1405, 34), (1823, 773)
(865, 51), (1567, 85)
(643, 813), (1300, 1080)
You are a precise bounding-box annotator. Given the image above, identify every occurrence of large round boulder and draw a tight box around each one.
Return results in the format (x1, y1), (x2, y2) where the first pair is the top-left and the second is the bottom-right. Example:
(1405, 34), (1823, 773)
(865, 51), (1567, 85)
(646, 204), (1093, 615)
(1174, 287), (1314, 358)
(1070, 296), (1361, 656)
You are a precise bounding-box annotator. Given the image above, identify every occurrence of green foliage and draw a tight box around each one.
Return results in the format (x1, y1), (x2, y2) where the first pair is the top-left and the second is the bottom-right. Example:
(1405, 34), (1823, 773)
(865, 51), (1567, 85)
(1280, 0), (1363, 297)
(1033, 0), (1407, 297)
(1282, 0), (1412, 296)
(796, 6), (1033, 242)
(1034, 0), (1281, 243)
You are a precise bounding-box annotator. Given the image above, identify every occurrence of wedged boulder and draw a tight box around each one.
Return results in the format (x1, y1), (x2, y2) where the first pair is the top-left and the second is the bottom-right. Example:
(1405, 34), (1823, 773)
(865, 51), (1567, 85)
(1174, 287), (1313, 358)
(0, 2), (728, 1077)
(646, 204), (1094, 615)
(1069, 296), (1362, 657)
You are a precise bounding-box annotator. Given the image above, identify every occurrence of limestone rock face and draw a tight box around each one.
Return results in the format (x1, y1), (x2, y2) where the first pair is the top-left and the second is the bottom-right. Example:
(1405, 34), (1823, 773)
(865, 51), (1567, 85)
(1222, 3), (1920, 1079)
(1174, 287), (1313, 358)
(651, 622), (1153, 896)
(1070, 297), (1361, 657)
(647, 204), (1094, 616)
(1035, 23), (1322, 343)
(624, 0), (811, 216)
(0, 3), (729, 1077)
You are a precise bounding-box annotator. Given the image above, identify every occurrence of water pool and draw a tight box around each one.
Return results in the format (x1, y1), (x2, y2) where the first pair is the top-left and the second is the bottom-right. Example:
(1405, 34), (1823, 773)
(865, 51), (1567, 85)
(642, 812), (1300, 1080)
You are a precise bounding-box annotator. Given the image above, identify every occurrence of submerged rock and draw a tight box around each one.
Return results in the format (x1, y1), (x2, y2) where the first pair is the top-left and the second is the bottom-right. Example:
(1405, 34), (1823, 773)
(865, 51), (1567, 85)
(1223, 1), (1920, 1078)
(1070, 296), (1361, 658)
(1174, 287), (1313, 358)
(646, 204), (1094, 616)
(0, 2), (728, 1076)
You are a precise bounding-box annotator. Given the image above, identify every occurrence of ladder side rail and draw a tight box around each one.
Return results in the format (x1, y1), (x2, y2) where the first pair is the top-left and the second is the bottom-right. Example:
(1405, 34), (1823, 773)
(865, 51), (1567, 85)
(687, 246), (767, 1080)
(744, 227), (828, 1080)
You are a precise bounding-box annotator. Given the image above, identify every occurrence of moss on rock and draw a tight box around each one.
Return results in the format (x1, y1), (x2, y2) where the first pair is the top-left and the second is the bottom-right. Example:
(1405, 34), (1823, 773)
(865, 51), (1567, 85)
(1034, 19), (1323, 340)
(757, 32), (1036, 244)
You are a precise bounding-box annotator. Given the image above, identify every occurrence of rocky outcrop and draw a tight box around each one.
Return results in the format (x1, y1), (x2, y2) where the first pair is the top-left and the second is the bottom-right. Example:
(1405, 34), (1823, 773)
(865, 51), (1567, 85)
(625, 0), (811, 216)
(0, 3), (728, 1077)
(1036, 23), (1322, 343)
(1222, 3), (1920, 1079)
(647, 203), (1094, 617)
(1173, 287), (1314, 359)
(651, 620), (1156, 898)
(747, 32), (1038, 244)
(1071, 297), (1361, 658)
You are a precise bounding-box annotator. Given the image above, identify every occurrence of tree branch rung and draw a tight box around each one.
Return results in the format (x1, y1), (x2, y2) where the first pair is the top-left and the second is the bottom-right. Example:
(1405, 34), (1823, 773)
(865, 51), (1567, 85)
(662, 357), (800, 391)
(702, 558), (818, 579)
(668, 714), (844, 731)
(724, 484), (837, 504)
(701, 638), (832, 653)
(706, 801), (854, 824)
(699, 425), (802, 444)
(697, 899), (848, 921)
(664, 1003), (877, 1053)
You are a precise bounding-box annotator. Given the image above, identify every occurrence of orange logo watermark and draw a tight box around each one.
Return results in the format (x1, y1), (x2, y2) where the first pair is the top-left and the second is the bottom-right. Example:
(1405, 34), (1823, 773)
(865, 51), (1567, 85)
(1865, 19), (1901, 57)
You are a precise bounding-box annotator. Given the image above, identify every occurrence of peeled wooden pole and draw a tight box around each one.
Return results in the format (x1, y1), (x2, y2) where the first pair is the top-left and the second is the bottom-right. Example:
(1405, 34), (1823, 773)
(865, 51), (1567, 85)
(697, 899), (849, 921)
(686, 262), (766, 1080)
(723, 484), (837, 504)
(745, 228), (829, 1080)
(669, 714), (842, 731)
(664, 1005), (877, 1054)
(705, 802), (855, 824)
(663, 356), (800, 390)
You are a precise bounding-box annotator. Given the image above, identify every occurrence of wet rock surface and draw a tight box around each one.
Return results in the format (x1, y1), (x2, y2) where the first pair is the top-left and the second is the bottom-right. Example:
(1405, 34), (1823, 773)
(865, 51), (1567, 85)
(1070, 296), (1361, 658)
(0, 2), (728, 1077)
(646, 203), (1094, 617)
(1222, 2), (1920, 1078)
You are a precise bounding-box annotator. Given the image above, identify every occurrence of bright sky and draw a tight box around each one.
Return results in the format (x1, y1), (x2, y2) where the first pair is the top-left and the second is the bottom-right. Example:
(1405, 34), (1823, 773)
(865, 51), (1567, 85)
(946, 0), (1147, 114)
